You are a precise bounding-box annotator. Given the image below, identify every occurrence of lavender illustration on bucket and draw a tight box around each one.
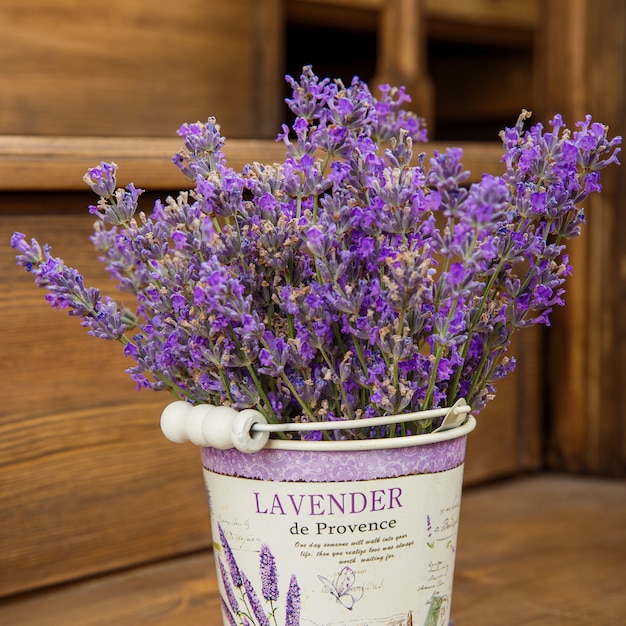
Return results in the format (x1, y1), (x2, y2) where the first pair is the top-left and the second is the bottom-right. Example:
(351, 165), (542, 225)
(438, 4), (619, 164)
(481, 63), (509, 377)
(217, 524), (300, 626)
(426, 515), (434, 549)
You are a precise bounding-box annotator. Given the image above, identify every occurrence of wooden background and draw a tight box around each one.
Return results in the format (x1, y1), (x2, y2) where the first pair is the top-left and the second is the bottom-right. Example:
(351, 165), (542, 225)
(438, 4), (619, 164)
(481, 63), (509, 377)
(0, 0), (624, 606)
(0, 0), (283, 139)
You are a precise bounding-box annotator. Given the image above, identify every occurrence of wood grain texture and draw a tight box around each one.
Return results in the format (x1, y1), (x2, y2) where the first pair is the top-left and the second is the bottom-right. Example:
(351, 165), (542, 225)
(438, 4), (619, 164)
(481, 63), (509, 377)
(0, 0), (281, 139)
(1, 476), (623, 625)
(0, 136), (506, 192)
(577, 1), (626, 476)
(374, 0), (434, 124)
(0, 404), (211, 597)
(453, 475), (626, 625)
(289, 0), (541, 28)
(538, 0), (592, 475)
(0, 136), (292, 191)
(424, 0), (540, 29)
(0, 553), (219, 626)
(538, 0), (626, 475)
(464, 327), (543, 484)
(1, 214), (212, 597)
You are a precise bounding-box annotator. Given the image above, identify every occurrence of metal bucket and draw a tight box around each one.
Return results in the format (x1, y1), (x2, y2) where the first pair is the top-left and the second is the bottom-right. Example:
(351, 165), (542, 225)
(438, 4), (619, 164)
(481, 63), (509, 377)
(190, 410), (476, 626)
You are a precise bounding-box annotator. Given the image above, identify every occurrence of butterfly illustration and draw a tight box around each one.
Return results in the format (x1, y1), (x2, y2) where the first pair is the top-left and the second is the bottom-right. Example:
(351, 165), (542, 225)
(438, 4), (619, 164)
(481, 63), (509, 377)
(317, 566), (364, 610)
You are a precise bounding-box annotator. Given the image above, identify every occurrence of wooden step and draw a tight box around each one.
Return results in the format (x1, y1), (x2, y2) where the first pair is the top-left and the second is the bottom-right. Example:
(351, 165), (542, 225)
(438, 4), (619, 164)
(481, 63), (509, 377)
(0, 136), (504, 192)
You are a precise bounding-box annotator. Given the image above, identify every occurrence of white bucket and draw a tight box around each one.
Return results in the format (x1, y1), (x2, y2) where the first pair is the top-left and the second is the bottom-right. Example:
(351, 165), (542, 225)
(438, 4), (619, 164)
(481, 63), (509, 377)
(196, 413), (476, 626)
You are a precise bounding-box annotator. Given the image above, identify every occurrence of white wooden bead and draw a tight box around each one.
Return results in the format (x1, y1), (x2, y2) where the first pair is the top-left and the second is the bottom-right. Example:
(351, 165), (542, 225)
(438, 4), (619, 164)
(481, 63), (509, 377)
(160, 400), (194, 443)
(197, 405), (240, 449)
(231, 409), (269, 453)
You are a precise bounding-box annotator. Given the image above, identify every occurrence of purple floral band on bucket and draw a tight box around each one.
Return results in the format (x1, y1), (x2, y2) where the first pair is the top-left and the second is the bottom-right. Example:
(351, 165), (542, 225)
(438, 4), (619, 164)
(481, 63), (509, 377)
(201, 435), (468, 482)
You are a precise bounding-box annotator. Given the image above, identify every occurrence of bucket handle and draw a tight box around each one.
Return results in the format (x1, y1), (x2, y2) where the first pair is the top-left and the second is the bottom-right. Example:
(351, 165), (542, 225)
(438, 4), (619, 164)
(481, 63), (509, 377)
(161, 399), (471, 453)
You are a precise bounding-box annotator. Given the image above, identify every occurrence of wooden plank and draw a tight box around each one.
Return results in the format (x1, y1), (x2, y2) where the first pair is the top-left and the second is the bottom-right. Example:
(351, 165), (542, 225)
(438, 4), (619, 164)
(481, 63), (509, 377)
(374, 0), (434, 125)
(0, 136), (290, 191)
(0, 553), (220, 626)
(0, 404), (211, 598)
(0, 214), (211, 597)
(453, 475), (626, 625)
(1, 476), (623, 625)
(538, 0), (626, 475)
(0, 136), (505, 192)
(581, 0), (626, 476)
(464, 327), (543, 485)
(287, 0), (380, 28)
(424, 0), (540, 29)
(2, 214), (161, 422)
(537, 0), (591, 474)
(289, 0), (541, 28)
(287, 0), (539, 46)
(0, 0), (280, 139)
(290, 0), (381, 10)
(253, 0), (285, 138)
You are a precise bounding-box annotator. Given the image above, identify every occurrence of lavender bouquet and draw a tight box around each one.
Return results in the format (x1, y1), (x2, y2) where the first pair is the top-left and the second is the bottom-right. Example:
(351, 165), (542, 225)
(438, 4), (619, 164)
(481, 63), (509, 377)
(11, 66), (621, 438)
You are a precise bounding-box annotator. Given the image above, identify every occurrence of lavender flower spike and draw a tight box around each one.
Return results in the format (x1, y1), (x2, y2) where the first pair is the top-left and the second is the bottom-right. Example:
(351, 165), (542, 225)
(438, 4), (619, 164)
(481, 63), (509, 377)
(218, 557), (240, 613)
(10, 232), (47, 270)
(220, 597), (238, 626)
(10, 234), (127, 341)
(82, 161), (117, 197)
(260, 544), (279, 601)
(242, 573), (270, 626)
(218, 524), (243, 587)
(285, 574), (301, 626)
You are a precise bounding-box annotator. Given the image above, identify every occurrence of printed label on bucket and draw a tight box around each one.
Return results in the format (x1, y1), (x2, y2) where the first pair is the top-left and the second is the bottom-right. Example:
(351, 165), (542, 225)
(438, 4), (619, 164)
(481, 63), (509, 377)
(204, 464), (464, 626)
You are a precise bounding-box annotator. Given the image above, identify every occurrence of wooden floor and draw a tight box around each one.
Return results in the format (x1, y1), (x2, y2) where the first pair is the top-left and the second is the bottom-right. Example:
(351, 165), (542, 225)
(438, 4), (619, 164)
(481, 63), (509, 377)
(1, 474), (624, 626)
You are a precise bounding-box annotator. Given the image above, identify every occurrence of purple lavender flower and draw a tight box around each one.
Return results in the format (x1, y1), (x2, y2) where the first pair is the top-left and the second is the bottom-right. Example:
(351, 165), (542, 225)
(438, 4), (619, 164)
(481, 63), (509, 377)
(285, 574), (301, 626)
(426, 514), (434, 548)
(220, 597), (238, 626)
(174, 116), (226, 178)
(89, 183), (143, 226)
(284, 66), (334, 121)
(218, 524), (242, 588)
(10, 66), (622, 434)
(10, 235), (128, 341)
(218, 557), (240, 613)
(11, 232), (47, 271)
(82, 161), (117, 197)
(259, 544), (279, 601)
(242, 573), (270, 626)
